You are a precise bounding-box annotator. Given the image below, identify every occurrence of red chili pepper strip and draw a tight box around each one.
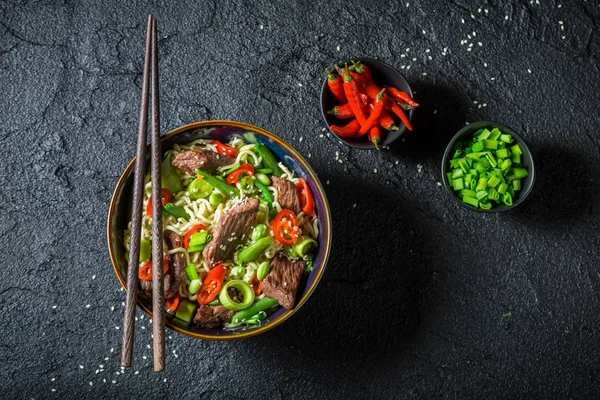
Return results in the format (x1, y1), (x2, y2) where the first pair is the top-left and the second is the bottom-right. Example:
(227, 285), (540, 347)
(326, 68), (346, 104)
(197, 264), (227, 305)
(358, 88), (386, 136)
(369, 126), (381, 149)
(251, 276), (263, 296)
(225, 163), (254, 184)
(138, 258), (169, 281)
(342, 64), (368, 126)
(183, 224), (207, 249)
(165, 293), (181, 313)
(327, 104), (354, 119)
(214, 140), (238, 157)
(378, 110), (399, 131)
(329, 119), (361, 138)
(272, 210), (300, 246)
(383, 85), (419, 107)
(296, 178), (315, 217)
(146, 188), (171, 217)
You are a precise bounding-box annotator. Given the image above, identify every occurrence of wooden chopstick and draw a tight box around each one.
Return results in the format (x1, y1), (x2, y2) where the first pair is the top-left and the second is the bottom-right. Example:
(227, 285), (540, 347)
(149, 16), (166, 372)
(121, 15), (153, 368)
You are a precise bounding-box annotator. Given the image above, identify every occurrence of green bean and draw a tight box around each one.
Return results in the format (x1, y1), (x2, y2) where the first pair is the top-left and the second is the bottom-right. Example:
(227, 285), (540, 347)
(195, 169), (240, 197)
(243, 311), (267, 325)
(208, 299), (220, 306)
(209, 191), (223, 206)
(164, 203), (190, 221)
(255, 144), (283, 177)
(238, 237), (273, 262)
(230, 265), (245, 279)
(254, 181), (273, 208)
(251, 224), (267, 241)
(255, 173), (271, 186)
(139, 238), (151, 262)
(231, 297), (278, 324)
(256, 261), (270, 280)
(256, 168), (273, 175)
(222, 163), (241, 176)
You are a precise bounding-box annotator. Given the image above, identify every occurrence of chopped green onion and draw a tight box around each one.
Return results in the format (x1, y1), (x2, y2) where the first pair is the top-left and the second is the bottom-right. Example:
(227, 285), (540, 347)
(512, 168), (529, 179)
(219, 280), (255, 311)
(510, 144), (523, 155)
(186, 264), (199, 281)
(476, 190), (488, 200)
(475, 177), (488, 191)
(174, 299), (197, 323)
(188, 279), (201, 295)
(497, 183), (508, 195)
(139, 238), (151, 262)
(452, 178), (464, 190)
(513, 180), (522, 191)
(447, 127), (528, 209)
(463, 196), (479, 207)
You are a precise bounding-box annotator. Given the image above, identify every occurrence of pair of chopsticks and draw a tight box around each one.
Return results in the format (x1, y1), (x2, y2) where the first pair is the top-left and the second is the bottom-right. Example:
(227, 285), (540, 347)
(121, 15), (165, 372)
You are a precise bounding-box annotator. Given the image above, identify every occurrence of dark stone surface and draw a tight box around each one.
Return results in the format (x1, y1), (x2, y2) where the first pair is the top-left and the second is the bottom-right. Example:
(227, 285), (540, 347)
(1, 0), (599, 398)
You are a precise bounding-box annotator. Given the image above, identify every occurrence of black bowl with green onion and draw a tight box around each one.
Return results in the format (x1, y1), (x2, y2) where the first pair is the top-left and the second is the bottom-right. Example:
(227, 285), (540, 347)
(442, 122), (535, 212)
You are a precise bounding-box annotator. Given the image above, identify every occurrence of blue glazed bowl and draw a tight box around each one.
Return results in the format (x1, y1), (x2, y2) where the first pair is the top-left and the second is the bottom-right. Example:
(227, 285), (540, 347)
(107, 121), (332, 340)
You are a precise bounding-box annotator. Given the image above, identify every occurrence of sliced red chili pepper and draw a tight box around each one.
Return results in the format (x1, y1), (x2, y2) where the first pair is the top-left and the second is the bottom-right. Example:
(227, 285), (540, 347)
(138, 258), (169, 281)
(183, 224), (207, 249)
(197, 264), (227, 305)
(146, 188), (171, 218)
(330, 119), (361, 138)
(272, 210), (300, 246)
(225, 163), (254, 185)
(358, 88), (386, 136)
(296, 178), (315, 217)
(251, 276), (263, 296)
(214, 140), (238, 157)
(383, 85), (420, 107)
(326, 68), (346, 104)
(165, 293), (181, 313)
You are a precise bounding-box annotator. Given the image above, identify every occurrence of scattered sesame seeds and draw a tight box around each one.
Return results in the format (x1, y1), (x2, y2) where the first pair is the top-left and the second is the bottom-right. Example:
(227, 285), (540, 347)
(528, 69), (532, 73)
(425, 49), (430, 53)
(115, 326), (120, 330)
(422, 72), (427, 76)
(473, 100), (478, 104)
(92, 275), (96, 280)
(406, 66), (411, 70)
(52, 305), (57, 309)
(51, 389), (56, 392)
(353, 204), (357, 208)
(110, 306), (114, 311)
(110, 348), (114, 353)
(395, 160), (399, 165)
(134, 371), (139, 375)
(164, 378), (168, 383)
(99, 364), (104, 368)
(471, 14), (475, 19)
(79, 365), (84, 369)
(319, 133), (324, 138)
(422, 29), (426, 34)
(437, 182), (442, 186)
(112, 380), (116, 384)
(336, 45), (340, 52)
(85, 304), (90, 308)
(400, 54), (406, 58)
(482, 103), (487, 107)
(51, 378), (56, 382)
(326, 180), (330, 185)
(467, 48), (472, 52)
(484, 9), (489, 14)
(558, 21), (563, 25)
(478, 42), (482, 47)
(433, 109), (438, 114)
(417, 164), (423, 173)
(299, 136), (303, 141)
(428, 55), (432, 60)
(558, 4), (562, 8)
(260, 24), (264, 30)
(374, 169), (377, 173)
(103, 379), (106, 383)
(89, 382), (93, 386)
(484, 62), (488, 67)
(505, 15), (509, 20)
(142, 355), (147, 360)
(297, 83), (302, 87)
(461, 18), (465, 24)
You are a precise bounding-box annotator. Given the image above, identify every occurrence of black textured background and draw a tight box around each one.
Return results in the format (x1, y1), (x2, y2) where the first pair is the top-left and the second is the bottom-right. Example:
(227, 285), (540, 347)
(1, 0), (599, 399)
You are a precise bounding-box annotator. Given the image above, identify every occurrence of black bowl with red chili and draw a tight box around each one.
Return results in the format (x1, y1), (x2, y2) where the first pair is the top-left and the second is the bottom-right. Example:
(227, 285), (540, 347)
(320, 58), (417, 149)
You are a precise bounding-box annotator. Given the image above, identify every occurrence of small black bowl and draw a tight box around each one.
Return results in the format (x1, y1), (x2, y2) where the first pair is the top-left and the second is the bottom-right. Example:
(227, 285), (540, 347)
(441, 121), (535, 212)
(320, 58), (414, 149)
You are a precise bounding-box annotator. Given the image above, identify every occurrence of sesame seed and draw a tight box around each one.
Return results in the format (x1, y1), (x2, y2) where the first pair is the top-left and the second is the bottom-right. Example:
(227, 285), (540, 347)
(484, 9), (489, 13)
(52, 305), (57, 309)
(558, 21), (563, 25)
(491, 77), (496, 81)
(353, 204), (357, 208)
(478, 42), (482, 46)
(112, 380), (116, 384)
(528, 69), (532, 73)
(51, 389), (56, 392)
(558, 4), (562, 7)
(505, 15), (509, 20)
(428, 55), (432, 60)
(482, 103), (487, 107)
(164, 378), (168, 382)
(406, 66), (411, 70)
(297, 83), (302, 87)
(433, 109), (438, 114)
(471, 14), (475, 19)
(473, 100), (478, 104)
(260, 24), (264, 30)
(110, 348), (114, 353)
(395, 160), (399, 165)
(336, 45), (340, 51)
(437, 182), (442, 186)
(79, 365), (84, 369)
(326, 180), (330, 185)
(99, 364), (104, 368)
(134, 371), (139, 375)
(115, 326), (120, 330)
(103, 379), (106, 383)
(472, 31), (476, 36)
(374, 169), (377, 173)
(484, 62), (488, 67)
(142, 355), (147, 360)
(467, 48), (472, 52)
(110, 306), (114, 311)
(299, 137), (303, 141)
(89, 382), (93, 386)
(461, 18), (465, 24)
(400, 54), (406, 58)
(422, 29), (426, 34)
(51, 378), (56, 381)
(85, 304), (90, 308)
(425, 49), (430, 53)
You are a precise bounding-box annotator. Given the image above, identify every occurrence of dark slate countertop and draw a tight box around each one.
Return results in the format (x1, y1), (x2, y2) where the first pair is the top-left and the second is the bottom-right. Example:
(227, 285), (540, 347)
(1, 0), (599, 398)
